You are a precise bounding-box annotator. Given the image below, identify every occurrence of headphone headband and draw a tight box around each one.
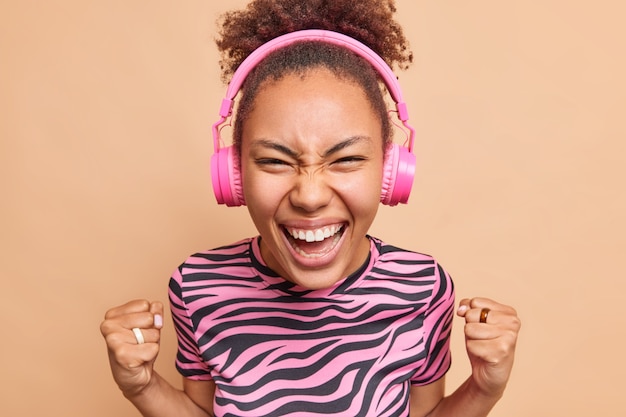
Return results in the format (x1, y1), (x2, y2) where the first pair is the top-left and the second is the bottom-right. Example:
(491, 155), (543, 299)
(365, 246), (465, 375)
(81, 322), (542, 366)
(212, 29), (414, 152)
(211, 29), (417, 207)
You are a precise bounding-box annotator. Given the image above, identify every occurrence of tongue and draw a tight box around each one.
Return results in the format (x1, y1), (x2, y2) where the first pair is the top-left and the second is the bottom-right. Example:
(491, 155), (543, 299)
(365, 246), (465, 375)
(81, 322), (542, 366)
(298, 239), (332, 254)
(291, 234), (339, 256)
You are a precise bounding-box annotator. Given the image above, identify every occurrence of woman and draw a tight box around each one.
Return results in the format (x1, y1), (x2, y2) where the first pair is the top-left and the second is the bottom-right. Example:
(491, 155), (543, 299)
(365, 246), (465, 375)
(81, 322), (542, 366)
(101, 1), (520, 416)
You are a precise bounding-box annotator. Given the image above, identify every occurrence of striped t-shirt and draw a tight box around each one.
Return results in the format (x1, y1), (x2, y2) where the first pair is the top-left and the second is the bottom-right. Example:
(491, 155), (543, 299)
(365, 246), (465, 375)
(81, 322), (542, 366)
(169, 235), (454, 417)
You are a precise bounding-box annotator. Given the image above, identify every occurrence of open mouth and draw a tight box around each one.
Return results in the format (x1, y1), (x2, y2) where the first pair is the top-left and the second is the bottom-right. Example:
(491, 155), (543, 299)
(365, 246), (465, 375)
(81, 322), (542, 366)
(282, 224), (345, 258)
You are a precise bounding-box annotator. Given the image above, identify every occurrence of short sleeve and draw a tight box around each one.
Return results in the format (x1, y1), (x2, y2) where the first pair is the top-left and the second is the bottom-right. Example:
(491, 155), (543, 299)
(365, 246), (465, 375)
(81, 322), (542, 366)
(168, 266), (213, 380)
(411, 262), (455, 385)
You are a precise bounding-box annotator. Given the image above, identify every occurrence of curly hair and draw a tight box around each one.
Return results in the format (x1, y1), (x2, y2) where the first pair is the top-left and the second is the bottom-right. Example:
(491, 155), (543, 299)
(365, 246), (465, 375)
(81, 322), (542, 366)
(216, 0), (412, 81)
(215, 0), (413, 152)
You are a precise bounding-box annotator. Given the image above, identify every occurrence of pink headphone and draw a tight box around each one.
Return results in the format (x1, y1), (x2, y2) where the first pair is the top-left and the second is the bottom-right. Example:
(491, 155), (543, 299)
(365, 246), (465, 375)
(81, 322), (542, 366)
(211, 29), (416, 207)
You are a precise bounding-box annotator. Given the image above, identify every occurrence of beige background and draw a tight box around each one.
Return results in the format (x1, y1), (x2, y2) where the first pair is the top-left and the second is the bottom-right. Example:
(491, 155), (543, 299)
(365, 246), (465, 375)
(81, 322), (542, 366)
(1, 0), (624, 416)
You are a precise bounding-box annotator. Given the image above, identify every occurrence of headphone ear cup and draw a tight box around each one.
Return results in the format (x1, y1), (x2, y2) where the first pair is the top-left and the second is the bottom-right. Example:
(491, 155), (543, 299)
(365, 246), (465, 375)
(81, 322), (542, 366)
(211, 145), (245, 207)
(380, 144), (416, 206)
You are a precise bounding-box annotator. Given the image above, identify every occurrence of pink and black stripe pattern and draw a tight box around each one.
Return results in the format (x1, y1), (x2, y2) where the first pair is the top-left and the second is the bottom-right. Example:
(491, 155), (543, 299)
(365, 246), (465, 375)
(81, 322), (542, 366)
(169, 237), (454, 416)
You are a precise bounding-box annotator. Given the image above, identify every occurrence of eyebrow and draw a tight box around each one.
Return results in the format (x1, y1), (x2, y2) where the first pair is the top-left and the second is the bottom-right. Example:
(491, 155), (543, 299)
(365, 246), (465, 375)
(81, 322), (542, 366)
(252, 136), (371, 159)
(253, 140), (299, 159)
(323, 136), (371, 157)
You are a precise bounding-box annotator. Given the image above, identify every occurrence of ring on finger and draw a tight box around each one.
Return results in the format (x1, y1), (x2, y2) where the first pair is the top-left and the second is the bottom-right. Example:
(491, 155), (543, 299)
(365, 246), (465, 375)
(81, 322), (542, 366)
(132, 327), (145, 344)
(479, 308), (491, 324)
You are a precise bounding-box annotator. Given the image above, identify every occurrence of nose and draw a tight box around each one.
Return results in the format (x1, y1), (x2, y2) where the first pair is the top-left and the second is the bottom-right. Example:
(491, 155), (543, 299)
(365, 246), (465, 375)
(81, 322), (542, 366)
(288, 170), (333, 213)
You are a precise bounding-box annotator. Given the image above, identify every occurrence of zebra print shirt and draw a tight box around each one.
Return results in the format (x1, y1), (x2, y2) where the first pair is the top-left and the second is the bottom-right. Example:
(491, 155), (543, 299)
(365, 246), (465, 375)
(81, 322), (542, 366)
(169, 236), (454, 417)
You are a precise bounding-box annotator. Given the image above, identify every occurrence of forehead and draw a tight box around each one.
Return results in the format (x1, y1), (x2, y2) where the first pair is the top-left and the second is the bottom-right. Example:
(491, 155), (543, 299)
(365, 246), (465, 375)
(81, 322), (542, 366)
(248, 68), (379, 124)
(255, 67), (365, 101)
(242, 69), (383, 148)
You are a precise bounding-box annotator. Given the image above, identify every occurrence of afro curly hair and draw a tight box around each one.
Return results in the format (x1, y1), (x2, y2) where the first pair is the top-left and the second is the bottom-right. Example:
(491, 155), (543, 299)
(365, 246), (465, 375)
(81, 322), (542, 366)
(215, 0), (412, 82)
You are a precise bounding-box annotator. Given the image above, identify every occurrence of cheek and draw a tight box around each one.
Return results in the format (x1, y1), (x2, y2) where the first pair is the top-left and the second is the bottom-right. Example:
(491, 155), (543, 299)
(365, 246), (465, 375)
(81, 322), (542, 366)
(243, 178), (277, 235)
(242, 167), (290, 215)
(333, 168), (384, 209)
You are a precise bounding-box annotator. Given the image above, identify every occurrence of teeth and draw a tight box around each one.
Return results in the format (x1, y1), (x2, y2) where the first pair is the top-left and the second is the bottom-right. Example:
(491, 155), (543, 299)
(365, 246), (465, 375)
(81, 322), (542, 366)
(291, 232), (343, 258)
(288, 225), (343, 242)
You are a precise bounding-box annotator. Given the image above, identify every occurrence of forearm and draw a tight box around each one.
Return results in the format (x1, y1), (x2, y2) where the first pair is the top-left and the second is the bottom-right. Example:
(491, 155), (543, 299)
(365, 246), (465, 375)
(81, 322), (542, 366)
(124, 372), (211, 417)
(426, 377), (504, 417)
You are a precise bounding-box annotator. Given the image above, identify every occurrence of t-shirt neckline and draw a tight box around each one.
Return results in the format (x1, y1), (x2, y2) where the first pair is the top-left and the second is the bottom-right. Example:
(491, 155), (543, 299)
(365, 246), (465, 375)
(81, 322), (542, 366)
(248, 235), (379, 298)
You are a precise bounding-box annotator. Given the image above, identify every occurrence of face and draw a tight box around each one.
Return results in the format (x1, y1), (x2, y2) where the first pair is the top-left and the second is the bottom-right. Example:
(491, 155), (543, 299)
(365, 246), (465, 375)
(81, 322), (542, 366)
(240, 68), (385, 290)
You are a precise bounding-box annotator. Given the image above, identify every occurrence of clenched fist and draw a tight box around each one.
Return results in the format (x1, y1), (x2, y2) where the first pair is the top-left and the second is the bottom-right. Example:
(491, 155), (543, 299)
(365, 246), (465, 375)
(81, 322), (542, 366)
(457, 297), (521, 397)
(100, 300), (164, 397)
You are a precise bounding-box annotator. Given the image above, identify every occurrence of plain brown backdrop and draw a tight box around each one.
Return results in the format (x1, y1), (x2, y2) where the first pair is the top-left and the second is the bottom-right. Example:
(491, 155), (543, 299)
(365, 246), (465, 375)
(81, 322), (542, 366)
(1, 1), (625, 416)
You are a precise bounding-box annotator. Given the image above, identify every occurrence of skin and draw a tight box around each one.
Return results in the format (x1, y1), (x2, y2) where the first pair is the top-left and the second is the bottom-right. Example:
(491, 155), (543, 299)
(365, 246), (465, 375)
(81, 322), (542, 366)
(100, 69), (521, 417)
(240, 68), (383, 290)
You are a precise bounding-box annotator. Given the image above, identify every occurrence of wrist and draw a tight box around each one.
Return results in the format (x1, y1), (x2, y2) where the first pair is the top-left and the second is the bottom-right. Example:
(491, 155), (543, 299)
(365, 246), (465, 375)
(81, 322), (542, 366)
(122, 372), (161, 401)
(467, 375), (506, 401)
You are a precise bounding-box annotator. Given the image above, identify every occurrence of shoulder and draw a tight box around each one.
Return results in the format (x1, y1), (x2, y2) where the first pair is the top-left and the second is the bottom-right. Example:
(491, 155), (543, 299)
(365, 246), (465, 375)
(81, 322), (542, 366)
(181, 237), (254, 269)
(185, 237), (254, 265)
(170, 237), (256, 283)
(168, 237), (261, 306)
(369, 236), (442, 269)
(368, 236), (455, 295)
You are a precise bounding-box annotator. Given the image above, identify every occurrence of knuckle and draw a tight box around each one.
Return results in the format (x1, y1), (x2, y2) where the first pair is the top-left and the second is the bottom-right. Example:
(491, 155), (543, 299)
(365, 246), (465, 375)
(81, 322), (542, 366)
(113, 344), (141, 366)
(496, 340), (510, 355)
(103, 332), (125, 349)
(125, 299), (151, 313)
(505, 315), (522, 331)
(147, 343), (161, 358)
(136, 344), (159, 364)
(100, 320), (115, 336)
(150, 329), (162, 343)
(103, 308), (117, 320)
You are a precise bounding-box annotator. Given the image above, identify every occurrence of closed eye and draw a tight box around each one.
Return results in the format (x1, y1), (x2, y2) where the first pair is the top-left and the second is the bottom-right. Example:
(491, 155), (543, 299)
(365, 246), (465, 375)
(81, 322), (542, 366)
(254, 158), (296, 173)
(332, 156), (367, 164)
(255, 158), (290, 166)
